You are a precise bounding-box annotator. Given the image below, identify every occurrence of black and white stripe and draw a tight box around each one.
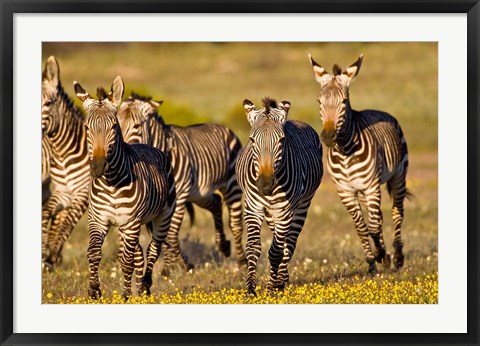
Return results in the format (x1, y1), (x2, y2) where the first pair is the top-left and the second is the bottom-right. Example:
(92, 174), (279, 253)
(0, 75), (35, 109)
(42, 135), (52, 205)
(309, 53), (409, 273)
(75, 76), (176, 299)
(117, 93), (246, 273)
(236, 98), (323, 295)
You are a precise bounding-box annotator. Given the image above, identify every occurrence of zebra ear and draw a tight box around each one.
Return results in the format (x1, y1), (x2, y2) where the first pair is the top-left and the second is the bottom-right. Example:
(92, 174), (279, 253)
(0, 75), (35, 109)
(343, 54), (364, 85)
(243, 99), (258, 125)
(308, 53), (329, 85)
(279, 100), (291, 112)
(43, 56), (60, 87)
(73, 81), (91, 102)
(151, 100), (163, 108)
(110, 76), (125, 107)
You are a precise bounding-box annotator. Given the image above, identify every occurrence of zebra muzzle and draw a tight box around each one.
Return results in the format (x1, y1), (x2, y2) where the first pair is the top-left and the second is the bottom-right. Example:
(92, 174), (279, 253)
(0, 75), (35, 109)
(256, 174), (275, 196)
(321, 130), (337, 147)
(90, 157), (108, 178)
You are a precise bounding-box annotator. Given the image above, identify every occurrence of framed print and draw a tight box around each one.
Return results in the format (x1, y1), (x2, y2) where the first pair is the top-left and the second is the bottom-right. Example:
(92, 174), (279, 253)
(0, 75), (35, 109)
(1, 1), (479, 345)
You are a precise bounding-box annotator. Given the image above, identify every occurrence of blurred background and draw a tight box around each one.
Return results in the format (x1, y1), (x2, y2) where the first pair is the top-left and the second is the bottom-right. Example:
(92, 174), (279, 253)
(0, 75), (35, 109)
(42, 42), (438, 300)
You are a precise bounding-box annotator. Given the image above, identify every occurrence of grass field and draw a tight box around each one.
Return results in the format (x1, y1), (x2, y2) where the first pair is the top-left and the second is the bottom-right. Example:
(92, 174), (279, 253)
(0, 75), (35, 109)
(42, 42), (438, 304)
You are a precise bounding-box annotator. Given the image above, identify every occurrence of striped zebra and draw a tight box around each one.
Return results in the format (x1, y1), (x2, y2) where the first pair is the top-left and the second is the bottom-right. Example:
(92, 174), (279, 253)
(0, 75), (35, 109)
(41, 56), (90, 268)
(308, 53), (409, 273)
(117, 93), (246, 273)
(236, 98), (323, 295)
(42, 135), (52, 204)
(75, 76), (176, 299)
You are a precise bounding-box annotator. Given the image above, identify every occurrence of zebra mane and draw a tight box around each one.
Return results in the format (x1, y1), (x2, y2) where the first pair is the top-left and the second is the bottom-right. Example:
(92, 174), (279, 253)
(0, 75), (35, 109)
(332, 64), (342, 76)
(56, 82), (75, 111)
(130, 92), (153, 102)
(96, 87), (109, 102)
(262, 97), (277, 113)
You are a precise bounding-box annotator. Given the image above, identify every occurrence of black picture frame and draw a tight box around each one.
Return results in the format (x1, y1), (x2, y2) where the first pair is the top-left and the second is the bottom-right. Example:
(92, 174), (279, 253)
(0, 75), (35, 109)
(1, 1), (479, 345)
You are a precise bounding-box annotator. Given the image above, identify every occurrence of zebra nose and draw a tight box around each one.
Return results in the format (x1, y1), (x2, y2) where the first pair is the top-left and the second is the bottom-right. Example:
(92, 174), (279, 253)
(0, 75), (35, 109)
(90, 157), (107, 178)
(321, 130), (337, 147)
(256, 174), (275, 196)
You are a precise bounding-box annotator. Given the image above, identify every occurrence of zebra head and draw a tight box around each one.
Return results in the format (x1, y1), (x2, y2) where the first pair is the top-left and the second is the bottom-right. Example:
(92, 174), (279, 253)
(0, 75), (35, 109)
(244, 98), (290, 196)
(74, 76), (125, 178)
(117, 92), (163, 145)
(41, 56), (62, 134)
(308, 54), (363, 147)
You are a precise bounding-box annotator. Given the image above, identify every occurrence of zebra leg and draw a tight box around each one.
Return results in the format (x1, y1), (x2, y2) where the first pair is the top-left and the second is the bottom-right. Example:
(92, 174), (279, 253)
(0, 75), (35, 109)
(267, 231), (284, 292)
(277, 199), (311, 290)
(117, 229), (145, 281)
(47, 209), (69, 264)
(221, 181), (247, 267)
(133, 242), (145, 288)
(141, 204), (175, 295)
(244, 204), (264, 296)
(265, 210), (281, 291)
(161, 195), (192, 276)
(118, 223), (141, 300)
(42, 192), (65, 269)
(339, 191), (377, 274)
(195, 193), (231, 258)
(388, 173), (408, 269)
(87, 219), (109, 300)
(48, 191), (89, 265)
(365, 187), (389, 266)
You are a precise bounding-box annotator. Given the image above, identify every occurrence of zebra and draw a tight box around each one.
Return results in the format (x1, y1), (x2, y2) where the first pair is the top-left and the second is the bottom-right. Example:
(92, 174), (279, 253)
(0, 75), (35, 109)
(308, 53), (410, 273)
(236, 98), (323, 295)
(75, 76), (176, 299)
(41, 56), (90, 268)
(116, 93), (246, 273)
(42, 135), (52, 205)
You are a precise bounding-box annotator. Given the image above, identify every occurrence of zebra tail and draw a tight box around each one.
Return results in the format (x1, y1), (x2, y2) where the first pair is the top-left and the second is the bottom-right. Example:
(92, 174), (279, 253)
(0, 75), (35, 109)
(387, 183), (414, 201)
(405, 188), (414, 200)
(185, 202), (195, 227)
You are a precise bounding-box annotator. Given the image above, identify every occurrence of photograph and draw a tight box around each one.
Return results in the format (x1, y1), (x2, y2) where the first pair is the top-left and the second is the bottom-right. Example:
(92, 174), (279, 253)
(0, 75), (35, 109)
(41, 41), (438, 305)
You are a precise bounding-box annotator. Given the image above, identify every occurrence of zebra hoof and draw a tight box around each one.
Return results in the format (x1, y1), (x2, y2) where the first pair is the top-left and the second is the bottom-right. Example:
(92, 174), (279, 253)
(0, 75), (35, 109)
(237, 257), (248, 268)
(374, 248), (387, 264)
(246, 287), (257, 297)
(139, 286), (151, 296)
(186, 263), (195, 273)
(56, 252), (64, 265)
(219, 240), (231, 258)
(88, 287), (102, 300)
(368, 263), (378, 276)
(140, 274), (152, 291)
(42, 261), (54, 273)
(122, 292), (131, 302)
(161, 266), (172, 277)
(382, 253), (392, 268)
(393, 253), (404, 270)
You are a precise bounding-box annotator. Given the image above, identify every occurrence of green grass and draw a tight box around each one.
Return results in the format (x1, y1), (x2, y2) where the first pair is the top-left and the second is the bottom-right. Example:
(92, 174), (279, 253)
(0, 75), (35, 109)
(41, 42), (437, 303)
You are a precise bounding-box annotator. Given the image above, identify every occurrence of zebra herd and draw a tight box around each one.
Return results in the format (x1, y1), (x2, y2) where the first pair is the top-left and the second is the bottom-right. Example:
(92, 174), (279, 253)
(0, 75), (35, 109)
(41, 53), (409, 299)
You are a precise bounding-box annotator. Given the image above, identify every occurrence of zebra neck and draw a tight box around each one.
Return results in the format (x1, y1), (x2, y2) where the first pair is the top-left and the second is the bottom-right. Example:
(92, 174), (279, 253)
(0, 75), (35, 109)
(149, 118), (171, 152)
(103, 137), (132, 186)
(51, 85), (84, 134)
(335, 109), (358, 154)
(50, 101), (86, 157)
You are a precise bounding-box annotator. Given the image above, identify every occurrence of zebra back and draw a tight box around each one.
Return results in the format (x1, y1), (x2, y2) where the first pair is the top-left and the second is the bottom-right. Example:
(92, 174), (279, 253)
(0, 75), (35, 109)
(117, 94), (242, 196)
